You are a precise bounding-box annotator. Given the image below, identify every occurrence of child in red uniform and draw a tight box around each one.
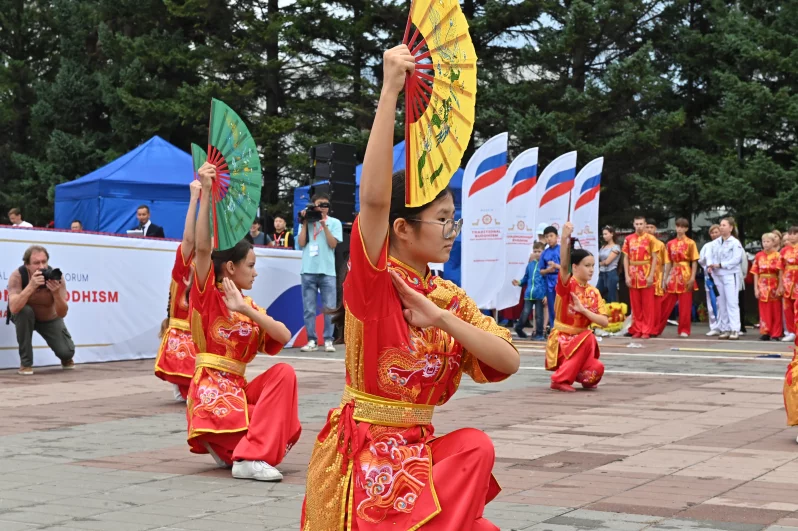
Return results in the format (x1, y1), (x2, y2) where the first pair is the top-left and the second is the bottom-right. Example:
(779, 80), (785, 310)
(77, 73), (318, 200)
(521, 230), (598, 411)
(660, 218), (699, 337)
(780, 227), (798, 343)
(301, 45), (521, 531)
(186, 164), (301, 481)
(154, 180), (201, 402)
(751, 232), (783, 340)
(547, 222), (609, 392)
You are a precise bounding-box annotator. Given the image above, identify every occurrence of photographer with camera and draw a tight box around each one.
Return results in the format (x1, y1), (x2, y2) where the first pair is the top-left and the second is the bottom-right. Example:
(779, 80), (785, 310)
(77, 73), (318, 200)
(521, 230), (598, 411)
(297, 194), (342, 352)
(6, 245), (75, 375)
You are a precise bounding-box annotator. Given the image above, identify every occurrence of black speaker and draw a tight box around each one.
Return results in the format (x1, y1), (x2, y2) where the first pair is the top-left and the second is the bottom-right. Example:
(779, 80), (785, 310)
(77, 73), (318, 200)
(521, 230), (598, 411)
(309, 142), (357, 224)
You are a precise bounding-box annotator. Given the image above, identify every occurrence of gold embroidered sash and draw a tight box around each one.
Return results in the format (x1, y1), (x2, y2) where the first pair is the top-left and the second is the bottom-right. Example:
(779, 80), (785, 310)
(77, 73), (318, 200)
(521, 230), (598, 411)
(630, 260), (650, 266)
(759, 273), (778, 278)
(169, 318), (191, 331)
(786, 265), (798, 271)
(554, 321), (588, 335)
(340, 385), (434, 428)
(195, 353), (246, 377)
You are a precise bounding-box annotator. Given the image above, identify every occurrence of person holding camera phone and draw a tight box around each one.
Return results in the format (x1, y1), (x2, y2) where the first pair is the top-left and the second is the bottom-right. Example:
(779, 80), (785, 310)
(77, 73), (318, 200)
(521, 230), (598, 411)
(296, 193), (343, 352)
(6, 245), (75, 375)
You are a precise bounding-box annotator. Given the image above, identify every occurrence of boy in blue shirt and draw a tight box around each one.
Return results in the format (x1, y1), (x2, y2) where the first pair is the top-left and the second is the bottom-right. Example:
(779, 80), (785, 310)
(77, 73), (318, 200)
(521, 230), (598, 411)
(540, 226), (561, 331)
(513, 242), (547, 339)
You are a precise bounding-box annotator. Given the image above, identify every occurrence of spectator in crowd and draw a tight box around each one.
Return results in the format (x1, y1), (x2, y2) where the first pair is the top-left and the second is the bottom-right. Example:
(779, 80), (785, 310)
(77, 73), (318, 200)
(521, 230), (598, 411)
(539, 226), (561, 331)
(270, 215), (295, 249)
(512, 241), (547, 340)
(699, 224), (722, 336)
(597, 225), (621, 303)
(536, 222), (548, 246)
(70, 220), (83, 232)
(6, 245), (75, 375)
(246, 219), (272, 246)
(297, 194), (343, 352)
(707, 217), (744, 340)
(8, 208), (33, 228)
(132, 205), (165, 238)
(773, 229), (783, 250)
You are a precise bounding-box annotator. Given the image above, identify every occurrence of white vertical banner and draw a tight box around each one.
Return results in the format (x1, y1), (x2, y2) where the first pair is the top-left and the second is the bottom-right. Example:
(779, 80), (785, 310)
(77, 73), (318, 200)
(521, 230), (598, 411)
(569, 157), (604, 286)
(461, 132), (510, 309)
(496, 148), (539, 310)
(537, 151), (577, 234)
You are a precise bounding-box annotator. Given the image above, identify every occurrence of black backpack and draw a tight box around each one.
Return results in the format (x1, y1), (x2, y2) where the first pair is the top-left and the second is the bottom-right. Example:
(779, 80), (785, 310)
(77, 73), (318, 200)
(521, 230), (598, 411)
(5, 266), (28, 324)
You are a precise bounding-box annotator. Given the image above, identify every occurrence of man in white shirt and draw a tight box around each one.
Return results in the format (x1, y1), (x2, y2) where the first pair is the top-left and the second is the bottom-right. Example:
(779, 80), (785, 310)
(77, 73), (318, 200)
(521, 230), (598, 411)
(131, 205), (165, 238)
(8, 208), (33, 228)
(707, 217), (744, 340)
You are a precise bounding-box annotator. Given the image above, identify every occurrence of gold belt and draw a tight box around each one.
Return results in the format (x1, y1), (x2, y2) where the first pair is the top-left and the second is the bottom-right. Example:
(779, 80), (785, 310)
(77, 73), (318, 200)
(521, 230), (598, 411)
(169, 318), (190, 331)
(759, 273), (778, 278)
(340, 385), (434, 428)
(672, 261), (690, 266)
(554, 320), (588, 335)
(786, 265), (798, 271)
(195, 353), (246, 377)
(630, 261), (650, 266)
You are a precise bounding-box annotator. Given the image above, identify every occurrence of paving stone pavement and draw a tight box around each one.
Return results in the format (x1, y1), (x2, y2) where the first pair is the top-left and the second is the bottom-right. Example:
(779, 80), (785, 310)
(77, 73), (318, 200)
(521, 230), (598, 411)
(0, 324), (797, 530)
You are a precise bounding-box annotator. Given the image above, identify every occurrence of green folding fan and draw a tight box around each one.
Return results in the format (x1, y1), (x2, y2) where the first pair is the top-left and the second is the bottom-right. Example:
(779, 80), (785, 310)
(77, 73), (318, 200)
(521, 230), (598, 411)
(191, 143), (206, 177)
(204, 99), (262, 250)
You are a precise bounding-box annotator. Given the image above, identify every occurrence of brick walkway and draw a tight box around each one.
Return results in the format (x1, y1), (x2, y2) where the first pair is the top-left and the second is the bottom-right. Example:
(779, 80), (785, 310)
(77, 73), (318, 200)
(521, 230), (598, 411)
(0, 325), (796, 530)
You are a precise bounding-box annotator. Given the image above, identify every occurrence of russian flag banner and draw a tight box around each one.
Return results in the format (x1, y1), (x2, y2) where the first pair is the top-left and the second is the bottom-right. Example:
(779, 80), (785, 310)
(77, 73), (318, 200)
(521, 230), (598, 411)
(536, 151), (577, 236)
(461, 132), (510, 309)
(569, 157), (604, 286)
(496, 147), (539, 311)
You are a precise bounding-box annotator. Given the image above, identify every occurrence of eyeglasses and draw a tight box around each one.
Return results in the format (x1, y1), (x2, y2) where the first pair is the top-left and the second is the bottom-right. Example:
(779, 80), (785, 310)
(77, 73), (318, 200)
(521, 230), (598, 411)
(316, 203), (330, 209)
(408, 218), (463, 239)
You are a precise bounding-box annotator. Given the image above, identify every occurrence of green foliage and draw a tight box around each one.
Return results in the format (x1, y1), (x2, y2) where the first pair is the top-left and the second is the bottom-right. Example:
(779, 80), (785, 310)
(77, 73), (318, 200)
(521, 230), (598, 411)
(0, 0), (795, 240)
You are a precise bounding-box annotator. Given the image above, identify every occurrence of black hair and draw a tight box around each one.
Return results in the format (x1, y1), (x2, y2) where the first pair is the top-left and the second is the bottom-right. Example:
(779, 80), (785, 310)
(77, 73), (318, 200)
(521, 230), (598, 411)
(329, 169), (454, 340)
(311, 193), (330, 203)
(571, 249), (592, 266)
(543, 225), (558, 236)
(137, 205), (150, 213)
(646, 218), (656, 226)
(211, 239), (254, 282)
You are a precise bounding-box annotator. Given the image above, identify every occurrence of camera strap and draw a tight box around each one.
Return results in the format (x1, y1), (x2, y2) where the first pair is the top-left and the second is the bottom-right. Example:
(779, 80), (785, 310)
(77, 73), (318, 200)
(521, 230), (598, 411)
(5, 266), (27, 324)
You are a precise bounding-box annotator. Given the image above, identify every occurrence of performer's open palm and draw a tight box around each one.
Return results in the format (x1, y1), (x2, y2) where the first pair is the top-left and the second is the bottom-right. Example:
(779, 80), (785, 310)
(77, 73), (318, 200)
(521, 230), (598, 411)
(569, 293), (587, 316)
(222, 278), (247, 314)
(390, 271), (442, 328)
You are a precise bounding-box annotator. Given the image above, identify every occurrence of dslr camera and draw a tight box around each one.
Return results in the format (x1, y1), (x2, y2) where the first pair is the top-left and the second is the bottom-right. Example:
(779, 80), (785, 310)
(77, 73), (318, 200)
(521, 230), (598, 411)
(39, 266), (63, 282)
(298, 204), (324, 224)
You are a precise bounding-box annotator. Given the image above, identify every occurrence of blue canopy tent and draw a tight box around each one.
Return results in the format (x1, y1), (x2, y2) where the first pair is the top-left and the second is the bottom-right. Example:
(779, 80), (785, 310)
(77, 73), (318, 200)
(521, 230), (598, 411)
(55, 136), (194, 239)
(293, 141), (465, 284)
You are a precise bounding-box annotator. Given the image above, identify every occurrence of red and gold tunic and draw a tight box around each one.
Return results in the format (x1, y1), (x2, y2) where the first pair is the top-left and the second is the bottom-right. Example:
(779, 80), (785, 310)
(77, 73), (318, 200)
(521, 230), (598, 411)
(751, 251), (782, 303)
(154, 245), (197, 385)
(302, 217), (514, 531)
(186, 264), (283, 452)
(781, 245), (798, 299)
(652, 238), (666, 297)
(665, 237), (699, 294)
(622, 233), (656, 289)
(545, 275), (606, 371)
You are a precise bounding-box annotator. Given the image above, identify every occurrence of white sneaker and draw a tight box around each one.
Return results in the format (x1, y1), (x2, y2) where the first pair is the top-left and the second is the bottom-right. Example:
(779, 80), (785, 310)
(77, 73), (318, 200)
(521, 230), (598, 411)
(782, 333), (796, 343)
(324, 340), (336, 352)
(719, 331), (731, 339)
(203, 442), (231, 469)
(730, 331), (739, 340)
(232, 460), (283, 482)
(738, 330), (746, 336)
(679, 332), (689, 338)
(173, 384), (186, 403)
(301, 340), (318, 352)
(706, 330), (720, 337)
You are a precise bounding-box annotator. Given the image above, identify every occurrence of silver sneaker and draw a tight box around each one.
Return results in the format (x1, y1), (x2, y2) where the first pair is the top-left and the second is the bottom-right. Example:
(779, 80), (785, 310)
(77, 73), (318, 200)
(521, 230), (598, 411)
(232, 460), (283, 482)
(324, 340), (336, 352)
(719, 331), (731, 339)
(300, 340), (318, 352)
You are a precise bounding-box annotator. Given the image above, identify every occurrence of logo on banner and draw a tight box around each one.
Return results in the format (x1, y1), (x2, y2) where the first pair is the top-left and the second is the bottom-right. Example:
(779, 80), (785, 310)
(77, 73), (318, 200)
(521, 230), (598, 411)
(574, 174), (601, 211)
(468, 153), (507, 198)
(506, 164), (537, 203)
(539, 168), (576, 207)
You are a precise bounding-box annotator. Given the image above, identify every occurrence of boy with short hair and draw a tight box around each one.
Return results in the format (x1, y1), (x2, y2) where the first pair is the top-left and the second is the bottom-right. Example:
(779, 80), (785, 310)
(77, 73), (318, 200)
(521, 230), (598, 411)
(540, 226), (561, 330)
(513, 242), (547, 340)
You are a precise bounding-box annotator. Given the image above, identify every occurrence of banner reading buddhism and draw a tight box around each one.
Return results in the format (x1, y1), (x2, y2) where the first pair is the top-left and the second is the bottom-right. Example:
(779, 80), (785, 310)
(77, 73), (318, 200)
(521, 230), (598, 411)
(569, 157), (604, 286)
(496, 147), (539, 311)
(537, 151), (577, 234)
(461, 132), (509, 309)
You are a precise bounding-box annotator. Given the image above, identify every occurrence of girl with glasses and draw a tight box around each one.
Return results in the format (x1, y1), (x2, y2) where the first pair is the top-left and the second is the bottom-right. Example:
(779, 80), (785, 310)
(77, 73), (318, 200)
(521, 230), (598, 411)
(301, 45), (520, 531)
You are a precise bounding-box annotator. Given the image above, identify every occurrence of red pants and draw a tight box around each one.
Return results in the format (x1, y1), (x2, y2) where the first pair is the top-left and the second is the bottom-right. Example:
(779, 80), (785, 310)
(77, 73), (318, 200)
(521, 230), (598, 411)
(199, 363), (301, 466)
(759, 300), (783, 338)
(551, 336), (604, 387)
(351, 428), (501, 531)
(178, 383), (189, 400)
(659, 292), (693, 336)
(629, 286), (656, 336)
(784, 297), (796, 335)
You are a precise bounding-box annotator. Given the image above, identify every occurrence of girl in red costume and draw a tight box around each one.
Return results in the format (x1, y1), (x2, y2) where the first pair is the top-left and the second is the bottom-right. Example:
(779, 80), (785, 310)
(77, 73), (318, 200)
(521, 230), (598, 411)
(186, 163), (301, 481)
(154, 180), (201, 402)
(301, 45), (521, 530)
(546, 222), (609, 392)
